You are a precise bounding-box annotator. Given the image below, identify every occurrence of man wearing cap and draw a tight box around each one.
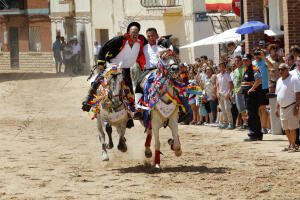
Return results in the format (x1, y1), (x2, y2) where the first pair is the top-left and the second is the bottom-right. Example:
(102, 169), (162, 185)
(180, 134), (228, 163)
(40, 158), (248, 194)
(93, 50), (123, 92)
(258, 40), (265, 49)
(241, 54), (263, 141)
(81, 22), (147, 128)
(253, 49), (269, 134)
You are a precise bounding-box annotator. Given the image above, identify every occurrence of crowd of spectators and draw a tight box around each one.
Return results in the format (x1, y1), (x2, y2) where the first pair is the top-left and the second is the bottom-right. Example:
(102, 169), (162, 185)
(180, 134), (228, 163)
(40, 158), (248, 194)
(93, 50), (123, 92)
(52, 35), (82, 75)
(178, 40), (300, 152)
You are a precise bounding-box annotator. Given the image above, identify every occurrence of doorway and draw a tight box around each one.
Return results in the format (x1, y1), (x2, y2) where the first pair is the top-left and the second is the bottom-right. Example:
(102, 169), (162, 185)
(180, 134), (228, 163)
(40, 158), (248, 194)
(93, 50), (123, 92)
(95, 29), (109, 46)
(9, 27), (19, 69)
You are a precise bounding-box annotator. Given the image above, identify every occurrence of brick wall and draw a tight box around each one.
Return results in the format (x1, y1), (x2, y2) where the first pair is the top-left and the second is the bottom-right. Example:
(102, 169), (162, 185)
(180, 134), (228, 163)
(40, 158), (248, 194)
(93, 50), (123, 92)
(25, 0), (49, 9)
(6, 15), (29, 52)
(0, 52), (55, 71)
(28, 17), (52, 52)
(0, 52), (11, 70)
(243, 0), (264, 53)
(283, 0), (300, 54)
(19, 52), (54, 71)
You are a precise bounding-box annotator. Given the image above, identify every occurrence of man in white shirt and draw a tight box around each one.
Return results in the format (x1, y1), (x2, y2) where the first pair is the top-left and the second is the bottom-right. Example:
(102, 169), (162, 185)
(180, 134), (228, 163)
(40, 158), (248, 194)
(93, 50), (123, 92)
(216, 62), (234, 129)
(94, 41), (101, 66)
(275, 63), (299, 152)
(82, 22), (147, 129)
(72, 37), (81, 74)
(143, 28), (159, 70)
(227, 41), (242, 66)
(133, 27), (160, 119)
(291, 56), (300, 142)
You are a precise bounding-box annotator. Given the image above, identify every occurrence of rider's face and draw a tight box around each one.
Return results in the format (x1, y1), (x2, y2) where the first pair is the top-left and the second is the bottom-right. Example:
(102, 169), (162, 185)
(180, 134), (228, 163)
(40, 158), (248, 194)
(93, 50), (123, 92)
(146, 30), (158, 45)
(128, 26), (139, 42)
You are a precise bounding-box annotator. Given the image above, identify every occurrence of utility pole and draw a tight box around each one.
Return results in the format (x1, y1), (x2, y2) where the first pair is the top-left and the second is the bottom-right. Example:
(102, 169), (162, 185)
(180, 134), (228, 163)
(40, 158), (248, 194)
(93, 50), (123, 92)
(240, 0), (244, 41)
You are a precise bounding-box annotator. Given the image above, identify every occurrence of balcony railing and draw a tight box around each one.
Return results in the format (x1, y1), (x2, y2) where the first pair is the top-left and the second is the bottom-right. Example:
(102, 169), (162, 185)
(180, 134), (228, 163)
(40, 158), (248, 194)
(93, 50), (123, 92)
(0, 0), (24, 10)
(140, 0), (182, 8)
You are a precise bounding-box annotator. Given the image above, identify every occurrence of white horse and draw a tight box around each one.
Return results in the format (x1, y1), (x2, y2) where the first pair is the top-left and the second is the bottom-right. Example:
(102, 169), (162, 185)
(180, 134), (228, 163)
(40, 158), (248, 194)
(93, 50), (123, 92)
(92, 65), (130, 161)
(135, 50), (182, 169)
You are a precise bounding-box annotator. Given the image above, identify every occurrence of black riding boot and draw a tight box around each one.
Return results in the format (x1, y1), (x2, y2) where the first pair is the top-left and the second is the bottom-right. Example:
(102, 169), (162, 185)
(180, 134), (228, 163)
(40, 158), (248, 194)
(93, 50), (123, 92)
(81, 74), (103, 112)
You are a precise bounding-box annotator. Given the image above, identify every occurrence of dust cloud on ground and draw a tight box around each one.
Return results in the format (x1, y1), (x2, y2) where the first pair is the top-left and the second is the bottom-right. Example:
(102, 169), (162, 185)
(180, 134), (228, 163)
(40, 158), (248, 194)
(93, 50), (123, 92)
(1, 72), (300, 200)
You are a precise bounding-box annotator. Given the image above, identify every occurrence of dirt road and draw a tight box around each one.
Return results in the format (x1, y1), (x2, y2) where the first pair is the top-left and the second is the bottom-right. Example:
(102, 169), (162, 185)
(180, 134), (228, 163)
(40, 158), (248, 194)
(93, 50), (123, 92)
(1, 72), (300, 200)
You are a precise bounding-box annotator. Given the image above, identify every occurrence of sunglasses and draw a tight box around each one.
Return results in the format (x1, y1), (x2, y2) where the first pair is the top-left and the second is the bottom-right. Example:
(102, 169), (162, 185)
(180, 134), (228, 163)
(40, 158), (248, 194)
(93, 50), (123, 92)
(278, 68), (287, 71)
(271, 47), (278, 50)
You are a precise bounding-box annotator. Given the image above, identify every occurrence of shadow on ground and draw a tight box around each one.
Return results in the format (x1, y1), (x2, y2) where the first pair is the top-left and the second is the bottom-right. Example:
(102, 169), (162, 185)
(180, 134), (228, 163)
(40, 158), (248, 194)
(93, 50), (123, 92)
(112, 164), (229, 174)
(0, 72), (88, 83)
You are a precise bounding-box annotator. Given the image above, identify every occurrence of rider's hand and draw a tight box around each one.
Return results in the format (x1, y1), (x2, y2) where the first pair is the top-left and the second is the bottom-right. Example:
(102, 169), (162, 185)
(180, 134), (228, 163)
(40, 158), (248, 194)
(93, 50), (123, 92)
(98, 65), (105, 70)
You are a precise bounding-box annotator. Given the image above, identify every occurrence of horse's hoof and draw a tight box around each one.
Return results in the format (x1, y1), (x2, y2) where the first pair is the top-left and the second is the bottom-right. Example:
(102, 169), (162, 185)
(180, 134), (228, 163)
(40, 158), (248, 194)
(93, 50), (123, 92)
(175, 149), (182, 157)
(118, 137), (127, 152)
(168, 139), (174, 145)
(102, 152), (109, 161)
(118, 143), (127, 152)
(168, 139), (174, 151)
(145, 149), (152, 158)
(106, 143), (113, 149)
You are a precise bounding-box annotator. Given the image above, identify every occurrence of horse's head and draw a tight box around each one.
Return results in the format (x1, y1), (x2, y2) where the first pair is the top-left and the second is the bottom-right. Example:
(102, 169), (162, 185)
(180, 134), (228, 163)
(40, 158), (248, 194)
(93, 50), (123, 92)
(157, 36), (180, 80)
(105, 63), (124, 107)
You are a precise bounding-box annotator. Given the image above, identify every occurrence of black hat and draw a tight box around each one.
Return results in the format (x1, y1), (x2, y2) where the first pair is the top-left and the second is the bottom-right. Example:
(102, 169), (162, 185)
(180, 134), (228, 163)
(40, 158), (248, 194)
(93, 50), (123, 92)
(163, 34), (172, 39)
(242, 53), (253, 60)
(127, 22), (140, 33)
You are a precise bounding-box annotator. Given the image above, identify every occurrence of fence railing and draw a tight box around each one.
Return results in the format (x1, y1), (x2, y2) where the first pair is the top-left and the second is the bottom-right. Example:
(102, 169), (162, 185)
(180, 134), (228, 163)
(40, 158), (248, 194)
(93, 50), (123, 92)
(0, 0), (24, 10)
(140, 0), (183, 8)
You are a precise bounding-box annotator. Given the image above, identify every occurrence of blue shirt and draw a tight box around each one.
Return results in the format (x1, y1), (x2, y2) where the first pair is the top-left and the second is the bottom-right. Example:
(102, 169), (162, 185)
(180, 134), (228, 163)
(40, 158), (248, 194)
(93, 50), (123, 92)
(253, 59), (268, 89)
(53, 41), (61, 55)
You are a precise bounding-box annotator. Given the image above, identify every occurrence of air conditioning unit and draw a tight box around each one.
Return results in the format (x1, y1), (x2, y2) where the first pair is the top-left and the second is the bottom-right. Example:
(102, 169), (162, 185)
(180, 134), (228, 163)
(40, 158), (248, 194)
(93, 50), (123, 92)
(59, 0), (72, 4)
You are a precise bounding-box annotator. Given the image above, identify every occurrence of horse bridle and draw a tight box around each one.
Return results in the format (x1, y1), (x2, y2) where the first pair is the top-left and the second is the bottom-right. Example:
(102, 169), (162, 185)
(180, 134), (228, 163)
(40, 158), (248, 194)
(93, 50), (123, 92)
(107, 73), (124, 109)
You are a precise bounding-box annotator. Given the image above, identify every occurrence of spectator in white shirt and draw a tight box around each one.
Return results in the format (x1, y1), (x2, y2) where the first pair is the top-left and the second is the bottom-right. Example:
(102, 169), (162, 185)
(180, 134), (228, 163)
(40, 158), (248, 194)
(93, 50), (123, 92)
(94, 41), (102, 66)
(227, 42), (242, 66)
(63, 41), (73, 74)
(72, 37), (81, 74)
(216, 62), (234, 129)
(275, 63), (299, 152)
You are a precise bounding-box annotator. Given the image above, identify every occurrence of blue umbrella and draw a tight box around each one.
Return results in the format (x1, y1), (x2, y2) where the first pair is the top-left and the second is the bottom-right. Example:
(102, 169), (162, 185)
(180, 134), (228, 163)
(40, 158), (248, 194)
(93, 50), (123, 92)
(236, 21), (269, 35)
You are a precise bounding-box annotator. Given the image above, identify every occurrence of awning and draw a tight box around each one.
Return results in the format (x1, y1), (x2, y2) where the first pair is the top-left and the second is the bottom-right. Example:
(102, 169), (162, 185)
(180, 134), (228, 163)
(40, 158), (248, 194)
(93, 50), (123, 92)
(180, 28), (240, 49)
(264, 29), (284, 37)
(205, 0), (232, 11)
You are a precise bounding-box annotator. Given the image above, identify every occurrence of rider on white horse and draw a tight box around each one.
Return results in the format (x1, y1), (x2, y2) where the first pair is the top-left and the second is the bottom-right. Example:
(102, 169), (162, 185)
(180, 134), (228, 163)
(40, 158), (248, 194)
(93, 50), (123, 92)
(134, 29), (179, 120)
(82, 22), (147, 128)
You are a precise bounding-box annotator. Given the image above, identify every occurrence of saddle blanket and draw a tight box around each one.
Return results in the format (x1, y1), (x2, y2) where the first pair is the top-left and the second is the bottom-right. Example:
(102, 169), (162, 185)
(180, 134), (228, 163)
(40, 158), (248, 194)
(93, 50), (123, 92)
(100, 109), (128, 125)
(155, 100), (177, 119)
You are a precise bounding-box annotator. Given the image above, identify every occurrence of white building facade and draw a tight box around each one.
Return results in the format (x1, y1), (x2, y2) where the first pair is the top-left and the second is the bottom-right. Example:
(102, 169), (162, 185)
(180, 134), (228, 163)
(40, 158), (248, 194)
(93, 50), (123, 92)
(91, 0), (213, 64)
(50, 0), (93, 71)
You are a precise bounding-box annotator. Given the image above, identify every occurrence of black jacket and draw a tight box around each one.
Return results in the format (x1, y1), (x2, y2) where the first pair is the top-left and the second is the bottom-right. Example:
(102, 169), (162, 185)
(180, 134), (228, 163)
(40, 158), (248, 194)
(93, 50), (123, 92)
(97, 34), (147, 66)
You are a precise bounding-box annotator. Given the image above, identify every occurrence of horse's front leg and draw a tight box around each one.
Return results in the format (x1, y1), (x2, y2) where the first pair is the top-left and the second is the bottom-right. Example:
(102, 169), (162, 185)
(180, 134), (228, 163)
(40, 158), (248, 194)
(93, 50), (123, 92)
(151, 113), (162, 168)
(168, 112), (182, 157)
(145, 130), (152, 158)
(103, 119), (113, 149)
(116, 120), (127, 152)
(96, 116), (109, 161)
(152, 125), (161, 169)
